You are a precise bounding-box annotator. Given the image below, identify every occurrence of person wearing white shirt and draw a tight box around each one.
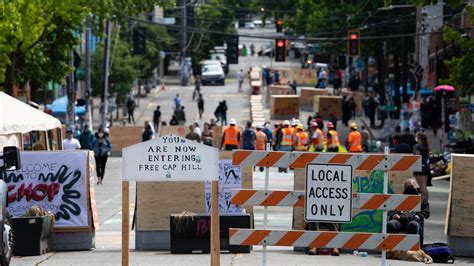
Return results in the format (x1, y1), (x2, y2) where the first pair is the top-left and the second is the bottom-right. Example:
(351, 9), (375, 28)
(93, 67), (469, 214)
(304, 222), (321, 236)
(63, 129), (81, 150)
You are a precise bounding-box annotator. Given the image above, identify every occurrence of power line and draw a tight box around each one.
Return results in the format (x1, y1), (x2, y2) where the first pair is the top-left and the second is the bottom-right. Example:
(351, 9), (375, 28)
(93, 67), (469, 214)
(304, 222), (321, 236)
(128, 16), (469, 42)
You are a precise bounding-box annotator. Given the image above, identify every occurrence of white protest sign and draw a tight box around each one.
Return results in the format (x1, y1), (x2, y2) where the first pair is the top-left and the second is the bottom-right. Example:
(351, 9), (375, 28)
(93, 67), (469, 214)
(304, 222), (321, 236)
(2, 151), (89, 228)
(305, 163), (352, 223)
(205, 160), (244, 214)
(122, 135), (219, 181)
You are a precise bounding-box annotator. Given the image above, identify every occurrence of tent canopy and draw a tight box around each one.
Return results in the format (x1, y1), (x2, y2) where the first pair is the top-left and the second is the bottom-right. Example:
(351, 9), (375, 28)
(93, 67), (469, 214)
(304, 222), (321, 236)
(0, 92), (61, 135)
(46, 96), (85, 116)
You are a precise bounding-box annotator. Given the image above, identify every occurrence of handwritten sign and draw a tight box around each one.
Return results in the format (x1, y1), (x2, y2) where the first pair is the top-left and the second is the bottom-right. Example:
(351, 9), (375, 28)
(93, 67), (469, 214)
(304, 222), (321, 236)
(205, 160), (244, 214)
(122, 135), (219, 181)
(2, 151), (89, 228)
(305, 163), (353, 223)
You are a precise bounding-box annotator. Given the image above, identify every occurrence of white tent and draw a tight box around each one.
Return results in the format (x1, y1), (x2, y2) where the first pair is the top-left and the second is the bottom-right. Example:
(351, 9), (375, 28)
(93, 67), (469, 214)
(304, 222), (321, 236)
(0, 92), (61, 148)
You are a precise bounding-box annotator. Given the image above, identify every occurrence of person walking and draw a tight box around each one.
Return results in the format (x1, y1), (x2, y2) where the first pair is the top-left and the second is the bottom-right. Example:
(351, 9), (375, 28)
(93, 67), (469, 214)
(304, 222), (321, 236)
(237, 69), (245, 92)
(142, 121), (154, 142)
(346, 123), (363, 153)
(153, 106), (161, 132)
(63, 128), (81, 150)
(326, 122), (340, 152)
(414, 132), (431, 199)
(193, 75), (201, 100)
(294, 125), (309, 151)
(214, 102), (223, 124)
(126, 96), (136, 124)
(174, 93), (182, 109)
(79, 124), (94, 150)
(221, 101), (228, 125)
(242, 121), (256, 150)
(367, 93), (378, 128)
(92, 127), (111, 185)
(221, 118), (240, 150)
(197, 93), (205, 119)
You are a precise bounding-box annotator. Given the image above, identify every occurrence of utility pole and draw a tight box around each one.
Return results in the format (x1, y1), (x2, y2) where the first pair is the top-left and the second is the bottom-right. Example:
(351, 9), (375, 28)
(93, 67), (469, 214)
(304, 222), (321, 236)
(66, 51), (76, 128)
(85, 26), (92, 131)
(180, 0), (188, 86)
(100, 20), (112, 128)
(415, 6), (421, 66)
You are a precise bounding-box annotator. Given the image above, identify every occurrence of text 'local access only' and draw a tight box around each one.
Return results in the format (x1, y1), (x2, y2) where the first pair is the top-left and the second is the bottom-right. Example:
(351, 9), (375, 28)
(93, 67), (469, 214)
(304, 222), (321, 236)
(304, 164), (352, 223)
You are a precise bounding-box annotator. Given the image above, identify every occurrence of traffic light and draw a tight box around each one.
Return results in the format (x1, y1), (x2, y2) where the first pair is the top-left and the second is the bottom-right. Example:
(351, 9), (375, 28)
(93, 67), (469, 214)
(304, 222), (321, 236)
(226, 36), (239, 64)
(276, 19), (283, 33)
(133, 26), (146, 55)
(275, 39), (286, 62)
(347, 30), (360, 56)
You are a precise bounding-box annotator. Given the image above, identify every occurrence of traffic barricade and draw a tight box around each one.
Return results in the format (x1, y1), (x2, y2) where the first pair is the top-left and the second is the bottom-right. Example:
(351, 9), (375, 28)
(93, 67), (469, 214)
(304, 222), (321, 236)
(229, 150), (422, 265)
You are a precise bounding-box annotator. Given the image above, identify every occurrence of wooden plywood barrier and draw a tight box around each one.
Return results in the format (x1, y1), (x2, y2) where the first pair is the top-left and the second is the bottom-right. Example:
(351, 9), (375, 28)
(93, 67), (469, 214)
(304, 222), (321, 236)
(136, 151), (253, 231)
(313, 95), (343, 120)
(270, 95), (300, 119)
(265, 85), (294, 106)
(446, 154), (474, 237)
(299, 87), (328, 110)
(278, 68), (317, 86)
(109, 126), (143, 153)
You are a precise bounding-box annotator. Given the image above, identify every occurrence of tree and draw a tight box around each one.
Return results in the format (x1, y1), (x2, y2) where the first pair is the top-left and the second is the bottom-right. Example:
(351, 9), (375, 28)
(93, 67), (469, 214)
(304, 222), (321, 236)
(440, 7), (474, 98)
(91, 38), (140, 106)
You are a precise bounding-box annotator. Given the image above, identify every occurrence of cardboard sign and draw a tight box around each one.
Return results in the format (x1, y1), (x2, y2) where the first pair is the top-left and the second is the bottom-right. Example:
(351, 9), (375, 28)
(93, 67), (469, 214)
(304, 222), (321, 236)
(205, 160), (244, 214)
(3, 151), (89, 228)
(305, 163), (352, 223)
(122, 135), (219, 181)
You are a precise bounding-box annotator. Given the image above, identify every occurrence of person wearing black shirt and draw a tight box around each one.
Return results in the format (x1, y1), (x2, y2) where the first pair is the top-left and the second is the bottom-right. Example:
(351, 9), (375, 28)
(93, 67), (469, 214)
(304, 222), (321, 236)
(400, 127), (416, 151)
(388, 179), (430, 238)
(391, 134), (412, 153)
(153, 106), (161, 132)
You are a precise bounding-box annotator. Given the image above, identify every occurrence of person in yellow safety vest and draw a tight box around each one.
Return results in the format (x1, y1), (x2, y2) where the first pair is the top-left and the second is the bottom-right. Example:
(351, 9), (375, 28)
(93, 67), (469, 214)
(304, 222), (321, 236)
(221, 118), (240, 150)
(279, 120), (295, 151)
(309, 122), (325, 152)
(347, 122), (363, 152)
(326, 122), (340, 152)
(256, 124), (268, 172)
(294, 124), (309, 151)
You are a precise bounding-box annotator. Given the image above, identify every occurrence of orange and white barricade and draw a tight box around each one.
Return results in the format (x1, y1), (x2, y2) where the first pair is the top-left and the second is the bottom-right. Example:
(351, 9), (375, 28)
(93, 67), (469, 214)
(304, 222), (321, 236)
(229, 150), (422, 265)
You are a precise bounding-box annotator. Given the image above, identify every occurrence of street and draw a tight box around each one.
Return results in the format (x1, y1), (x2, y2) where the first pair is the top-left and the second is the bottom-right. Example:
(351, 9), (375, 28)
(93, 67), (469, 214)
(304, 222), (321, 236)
(11, 25), (474, 266)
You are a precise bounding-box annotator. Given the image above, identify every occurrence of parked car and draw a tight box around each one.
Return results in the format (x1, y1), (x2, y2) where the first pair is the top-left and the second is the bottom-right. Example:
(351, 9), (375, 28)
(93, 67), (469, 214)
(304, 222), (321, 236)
(201, 64), (225, 85)
(244, 22), (255, 29)
(210, 53), (229, 74)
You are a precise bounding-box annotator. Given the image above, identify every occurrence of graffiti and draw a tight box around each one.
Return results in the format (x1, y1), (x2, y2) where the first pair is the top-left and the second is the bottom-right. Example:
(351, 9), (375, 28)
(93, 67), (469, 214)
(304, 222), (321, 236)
(340, 170), (394, 232)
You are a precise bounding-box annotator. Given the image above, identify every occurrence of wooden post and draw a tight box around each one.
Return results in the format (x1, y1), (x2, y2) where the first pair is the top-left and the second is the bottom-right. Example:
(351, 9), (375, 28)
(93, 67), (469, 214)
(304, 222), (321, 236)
(211, 180), (220, 266)
(122, 181), (130, 266)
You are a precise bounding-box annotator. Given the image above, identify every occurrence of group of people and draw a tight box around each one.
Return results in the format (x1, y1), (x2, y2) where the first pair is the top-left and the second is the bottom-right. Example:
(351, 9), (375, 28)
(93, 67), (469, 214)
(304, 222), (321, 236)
(261, 67), (281, 86)
(62, 125), (112, 185)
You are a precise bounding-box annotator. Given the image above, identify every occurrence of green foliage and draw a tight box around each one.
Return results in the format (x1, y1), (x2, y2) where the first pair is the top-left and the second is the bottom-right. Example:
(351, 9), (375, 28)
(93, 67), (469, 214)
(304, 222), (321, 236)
(440, 25), (474, 96)
(91, 38), (140, 104)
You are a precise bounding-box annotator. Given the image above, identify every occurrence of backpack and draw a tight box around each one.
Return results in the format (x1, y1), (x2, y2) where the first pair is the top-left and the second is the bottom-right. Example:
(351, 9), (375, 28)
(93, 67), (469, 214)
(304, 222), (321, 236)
(422, 243), (455, 263)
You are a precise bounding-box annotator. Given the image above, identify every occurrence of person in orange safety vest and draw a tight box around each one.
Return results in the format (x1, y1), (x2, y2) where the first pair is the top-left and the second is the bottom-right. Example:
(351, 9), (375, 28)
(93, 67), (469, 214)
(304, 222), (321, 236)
(256, 124), (268, 172)
(347, 122), (363, 152)
(326, 122), (340, 152)
(221, 118), (240, 150)
(310, 122), (325, 152)
(294, 124), (309, 151)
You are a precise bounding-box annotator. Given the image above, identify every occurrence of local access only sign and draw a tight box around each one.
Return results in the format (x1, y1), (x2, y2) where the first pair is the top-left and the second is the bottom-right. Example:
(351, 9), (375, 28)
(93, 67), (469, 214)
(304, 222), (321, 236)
(305, 163), (353, 223)
(122, 135), (219, 181)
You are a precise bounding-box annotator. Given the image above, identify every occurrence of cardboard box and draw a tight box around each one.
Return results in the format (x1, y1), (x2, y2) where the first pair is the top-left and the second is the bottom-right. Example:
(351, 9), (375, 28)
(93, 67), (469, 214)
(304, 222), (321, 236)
(299, 87), (328, 110)
(270, 95), (300, 119)
(313, 95), (342, 119)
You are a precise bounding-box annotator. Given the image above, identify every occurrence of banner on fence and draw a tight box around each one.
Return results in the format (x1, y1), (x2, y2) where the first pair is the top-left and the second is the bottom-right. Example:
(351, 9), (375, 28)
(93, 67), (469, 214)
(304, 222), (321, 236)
(2, 151), (89, 228)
